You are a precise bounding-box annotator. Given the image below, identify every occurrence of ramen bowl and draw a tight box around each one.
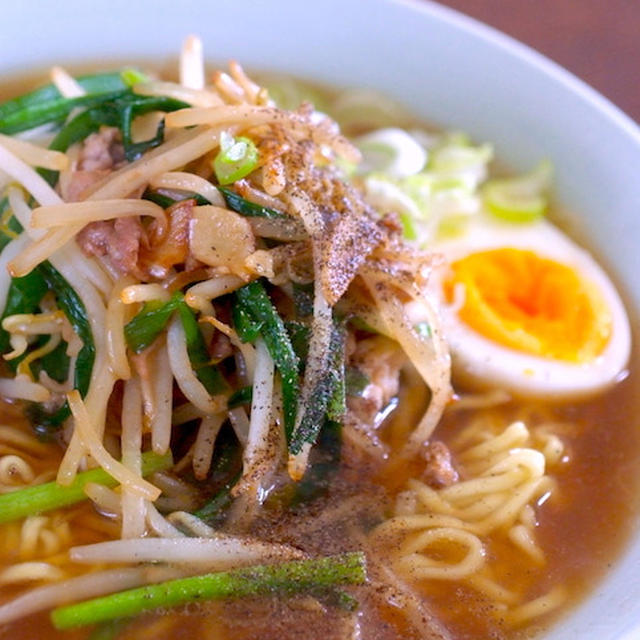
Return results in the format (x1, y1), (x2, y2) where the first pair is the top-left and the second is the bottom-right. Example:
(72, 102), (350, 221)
(2, 0), (640, 638)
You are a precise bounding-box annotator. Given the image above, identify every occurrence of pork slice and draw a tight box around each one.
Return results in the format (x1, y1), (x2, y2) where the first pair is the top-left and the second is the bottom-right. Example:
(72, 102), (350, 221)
(110, 216), (144, 275)
(138, 199), (194, 279)
(77, 199), (194, 280)
(210, 331), (233, 361)
(78, 127), (124, 171)
(422, 440), (459, 488)
(62, 127), (125, 201)
(76, 216), (144, 278)
(63, 169), (111, 202)
(76, 220), (113, 257)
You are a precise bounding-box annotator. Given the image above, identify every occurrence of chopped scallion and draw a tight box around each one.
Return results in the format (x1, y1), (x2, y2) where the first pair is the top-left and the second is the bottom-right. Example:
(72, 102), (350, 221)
(483, 160), (553, 223)
(399, 210), (418, 240)
(120, 68), (149, 87)
(213, 133), (259, 185)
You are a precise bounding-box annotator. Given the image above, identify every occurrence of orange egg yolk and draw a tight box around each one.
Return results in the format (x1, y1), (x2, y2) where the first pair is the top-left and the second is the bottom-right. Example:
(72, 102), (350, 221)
(444, 248), (612, 363)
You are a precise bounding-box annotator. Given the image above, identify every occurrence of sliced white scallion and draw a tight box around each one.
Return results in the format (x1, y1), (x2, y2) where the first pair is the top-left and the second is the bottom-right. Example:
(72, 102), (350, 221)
(363, 175), (422, 219)
(356, 127), (427, 178)
(483, 160), (553, 223)
(429, 141), (493, 191)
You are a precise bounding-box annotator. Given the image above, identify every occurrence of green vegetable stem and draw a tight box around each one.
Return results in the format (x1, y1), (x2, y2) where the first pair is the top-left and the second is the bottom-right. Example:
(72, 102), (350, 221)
(51, 552), (367, 629)
(0, 451), (172, 524)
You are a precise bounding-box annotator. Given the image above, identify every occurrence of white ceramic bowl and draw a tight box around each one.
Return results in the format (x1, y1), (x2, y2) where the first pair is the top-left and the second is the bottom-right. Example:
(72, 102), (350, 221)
(3, 1), (640, 637)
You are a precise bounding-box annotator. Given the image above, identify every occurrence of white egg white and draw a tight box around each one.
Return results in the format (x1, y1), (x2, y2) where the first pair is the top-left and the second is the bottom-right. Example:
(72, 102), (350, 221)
(425, 215), (632, 400)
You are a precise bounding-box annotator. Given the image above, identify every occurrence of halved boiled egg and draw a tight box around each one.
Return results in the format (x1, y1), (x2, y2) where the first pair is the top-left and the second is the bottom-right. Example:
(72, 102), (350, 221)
(426, 215), (631, 399)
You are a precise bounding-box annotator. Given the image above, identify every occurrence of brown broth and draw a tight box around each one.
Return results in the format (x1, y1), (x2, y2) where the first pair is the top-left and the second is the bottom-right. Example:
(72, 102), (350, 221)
(420, 356), (640, 640)
(1, 360), (638, 640)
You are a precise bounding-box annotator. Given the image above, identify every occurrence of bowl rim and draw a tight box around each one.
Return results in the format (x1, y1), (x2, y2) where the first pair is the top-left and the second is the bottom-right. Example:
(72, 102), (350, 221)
(1, 1), (639, 638)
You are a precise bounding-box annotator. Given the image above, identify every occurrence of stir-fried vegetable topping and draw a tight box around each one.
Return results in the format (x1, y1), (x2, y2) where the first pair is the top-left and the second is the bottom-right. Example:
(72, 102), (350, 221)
(0, 43), (464, 633)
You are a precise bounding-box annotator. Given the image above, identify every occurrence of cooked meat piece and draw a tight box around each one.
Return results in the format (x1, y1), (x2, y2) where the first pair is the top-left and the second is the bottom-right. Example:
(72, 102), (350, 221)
(138, 199), (194, 279)
(346, 335), (406, 428)
(61, 127), (125, 201)
(76, 220), (110, 255)
(76, 216), (144, 278)
(111, 216), (144, 274)
(78, 126), (124, 171)
(422, 441), (459, 488)
(62, 169), (110, 202)
(77, 199), (195, 280)
(210, 331), (233, 361)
